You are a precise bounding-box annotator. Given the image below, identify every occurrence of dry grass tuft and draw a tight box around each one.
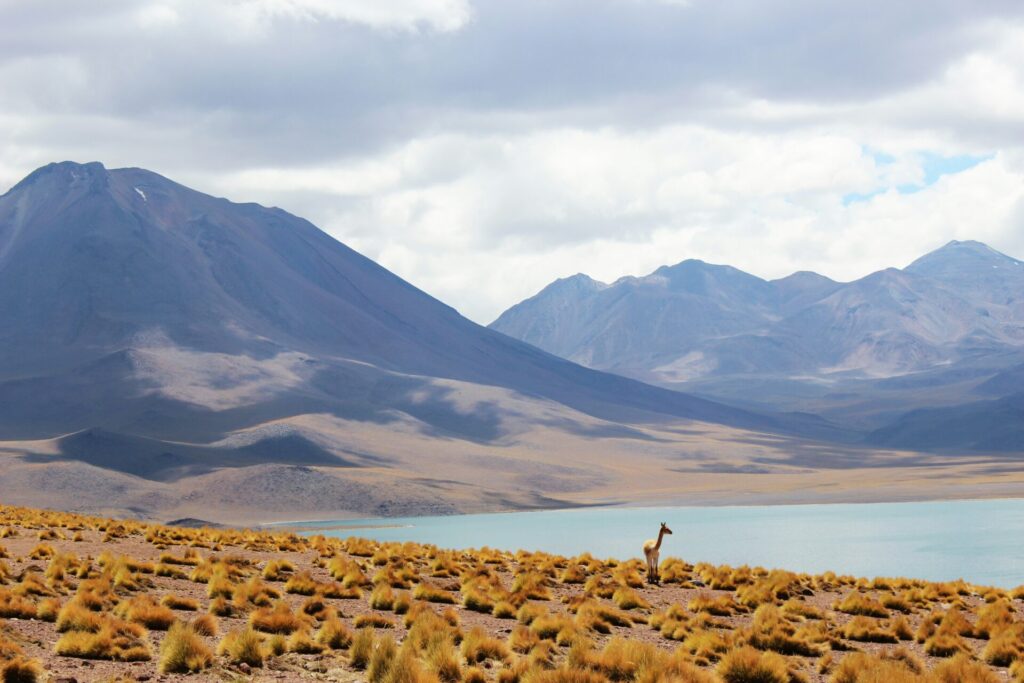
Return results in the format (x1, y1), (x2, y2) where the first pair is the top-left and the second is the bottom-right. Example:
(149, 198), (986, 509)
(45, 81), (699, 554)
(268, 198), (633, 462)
(217, 627), (265, 667)
(717, 646), (790, 683)
(0, 657), (44, 683)
(462, 625), (510, 663)
(158, 621), (213, 673)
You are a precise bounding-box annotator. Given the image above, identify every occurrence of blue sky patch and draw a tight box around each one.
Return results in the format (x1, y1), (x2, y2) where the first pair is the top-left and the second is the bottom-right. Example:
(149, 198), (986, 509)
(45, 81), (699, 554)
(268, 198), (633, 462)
(843, 151), (992, 205)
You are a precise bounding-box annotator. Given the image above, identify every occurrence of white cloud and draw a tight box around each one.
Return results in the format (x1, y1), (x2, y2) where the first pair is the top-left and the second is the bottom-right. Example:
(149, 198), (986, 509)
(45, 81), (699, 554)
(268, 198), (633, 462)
(1, 2), (1024, 324)
(209, 126), (1024, 323)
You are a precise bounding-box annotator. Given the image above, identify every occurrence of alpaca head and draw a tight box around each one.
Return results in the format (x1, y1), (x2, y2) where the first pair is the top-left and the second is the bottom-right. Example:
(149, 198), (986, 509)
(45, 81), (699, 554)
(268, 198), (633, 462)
(660, 522), (673, 535)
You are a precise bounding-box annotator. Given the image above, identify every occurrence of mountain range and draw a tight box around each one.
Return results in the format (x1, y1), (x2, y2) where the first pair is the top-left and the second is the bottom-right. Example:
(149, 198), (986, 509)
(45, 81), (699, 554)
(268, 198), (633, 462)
(1, 161), (1020, 523)
(491, 241), (1024, 451)
(0, 161), (881, 523)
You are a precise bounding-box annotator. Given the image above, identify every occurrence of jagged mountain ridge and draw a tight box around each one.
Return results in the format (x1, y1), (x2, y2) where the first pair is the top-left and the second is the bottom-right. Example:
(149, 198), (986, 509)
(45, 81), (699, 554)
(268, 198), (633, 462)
(492, 241), (1024, 381)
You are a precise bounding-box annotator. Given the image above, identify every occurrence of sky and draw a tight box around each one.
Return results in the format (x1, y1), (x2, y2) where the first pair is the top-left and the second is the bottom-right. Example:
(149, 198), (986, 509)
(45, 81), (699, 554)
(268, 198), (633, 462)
(2, 1), (1024, 323)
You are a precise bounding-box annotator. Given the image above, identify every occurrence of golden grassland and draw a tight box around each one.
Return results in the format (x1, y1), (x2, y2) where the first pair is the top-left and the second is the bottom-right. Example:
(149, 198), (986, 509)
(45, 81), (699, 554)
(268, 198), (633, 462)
(0, 505), (1021, 682)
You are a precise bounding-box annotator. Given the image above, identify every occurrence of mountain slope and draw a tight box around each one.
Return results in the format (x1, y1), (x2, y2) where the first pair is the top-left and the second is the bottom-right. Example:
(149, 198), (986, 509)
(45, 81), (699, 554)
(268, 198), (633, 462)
(0, 161), (844, 441)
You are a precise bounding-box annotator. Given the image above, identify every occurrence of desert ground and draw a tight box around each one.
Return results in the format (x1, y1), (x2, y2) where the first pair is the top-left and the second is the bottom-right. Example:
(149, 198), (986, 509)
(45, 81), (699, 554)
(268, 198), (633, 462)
(5, 398), (1024, 527)
(0, 504), (1022, 682)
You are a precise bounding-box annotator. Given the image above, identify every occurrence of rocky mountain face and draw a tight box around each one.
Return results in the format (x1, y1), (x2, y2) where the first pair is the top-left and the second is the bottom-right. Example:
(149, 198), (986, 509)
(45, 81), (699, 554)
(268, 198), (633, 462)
(491, 241), (1024, 450)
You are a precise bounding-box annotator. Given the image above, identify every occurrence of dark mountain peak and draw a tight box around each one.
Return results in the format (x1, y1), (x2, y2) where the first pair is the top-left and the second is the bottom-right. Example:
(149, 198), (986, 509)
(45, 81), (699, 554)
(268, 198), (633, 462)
(6, 160), (109, 197)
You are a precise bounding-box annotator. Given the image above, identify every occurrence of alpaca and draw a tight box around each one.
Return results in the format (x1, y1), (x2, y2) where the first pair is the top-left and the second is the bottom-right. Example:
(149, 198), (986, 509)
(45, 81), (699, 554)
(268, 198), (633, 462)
(642, 522), (673, 584)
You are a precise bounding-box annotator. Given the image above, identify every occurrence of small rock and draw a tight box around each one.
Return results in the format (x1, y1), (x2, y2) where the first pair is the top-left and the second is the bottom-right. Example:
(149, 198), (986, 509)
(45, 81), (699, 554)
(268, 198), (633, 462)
(137, 676), (152, 682)
(239, 663), (252, 675)
(52, 678), (78, 683)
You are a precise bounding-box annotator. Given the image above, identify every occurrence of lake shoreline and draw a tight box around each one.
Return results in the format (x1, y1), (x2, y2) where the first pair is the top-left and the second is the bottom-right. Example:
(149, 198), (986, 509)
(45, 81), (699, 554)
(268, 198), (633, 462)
(274, 498), (1024, 587)
(259, 489), (1024, 529)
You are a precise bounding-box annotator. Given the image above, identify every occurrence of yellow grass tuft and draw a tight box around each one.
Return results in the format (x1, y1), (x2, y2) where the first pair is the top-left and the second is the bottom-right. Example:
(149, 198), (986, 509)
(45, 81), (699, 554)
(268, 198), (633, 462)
(717, 646), (790, 683)
(0, 656), (44, 683)
(350, 628), (375, 669)
(217, 627), (265, 667)
(249, 600), (310, 634)
(354, 613), (397, 629)
(316, 615), (354, 650)
(158, 621), (213, 673)
(462, 625), (510, 664)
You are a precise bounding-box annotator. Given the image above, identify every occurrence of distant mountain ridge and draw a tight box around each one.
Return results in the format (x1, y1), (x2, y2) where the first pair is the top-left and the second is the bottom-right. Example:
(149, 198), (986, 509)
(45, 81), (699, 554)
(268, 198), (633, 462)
(492, 240), (1024, 380)
(491, 240), (1024, 451)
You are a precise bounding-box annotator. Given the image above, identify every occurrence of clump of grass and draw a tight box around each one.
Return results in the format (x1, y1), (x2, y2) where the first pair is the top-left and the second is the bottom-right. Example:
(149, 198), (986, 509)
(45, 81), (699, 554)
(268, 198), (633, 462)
(54, 621), (152, 661)
(781, 599), (824, 620)
(462, 626), (510, 664)
(423, 631), (462, 682)
(976, 599), (1016, 638)
(517, 602), (547, 625)
(209, 596), (237, 617)
(683, 628), (731, 664)
(829, 652), (920, 683)
(218, 627), (265, 668)
(842, 616), (898, 643)
(493, 600), (517, 619)
(263, 559), (295, 581)
(191, 613), (218, 637)
(0, 656), (44, 683)
(688, 593), (738, 616)
(717, 646), (790, 683)
(249, 600), (309, 634)
(612, 586), (650, 610)
(370, 584), (396, 610)
(354, 613), (396, 629)
(742, 604), (825, 656)
(983, 623), (1024, 666)
(284, 570), (319, 596)
(509, 624), (540, 654)
(316, 615), (353, 650)
(0, 590), (37, 620)
(834, 592), (889, 618)
(288, 629), (326, 654)
(924, 628), (971, 657)
(367, 634), (398, 682)
(161, 593), (200, 611)
(35, 597), (61, 623)
(413, 581), (458, 602)
(350, 628), (375, 669)
(462, 588), (496, 614)
(155, 563), (189, 579)
(115, 595), (176, 630)
(931, 654), (1001, 683)
(393, 591), (411, 615)
(158, 621), (213, 673)
(55, 601), (105, 633)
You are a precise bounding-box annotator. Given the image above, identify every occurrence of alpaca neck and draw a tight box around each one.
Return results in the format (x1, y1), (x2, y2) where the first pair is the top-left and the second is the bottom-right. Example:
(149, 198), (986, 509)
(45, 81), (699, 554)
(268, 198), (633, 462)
(654, 528), (665, 551)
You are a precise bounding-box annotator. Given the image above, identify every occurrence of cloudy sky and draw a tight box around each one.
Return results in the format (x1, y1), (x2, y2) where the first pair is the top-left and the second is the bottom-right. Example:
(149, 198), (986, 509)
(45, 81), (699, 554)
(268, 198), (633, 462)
(2, 1), (1024, 323)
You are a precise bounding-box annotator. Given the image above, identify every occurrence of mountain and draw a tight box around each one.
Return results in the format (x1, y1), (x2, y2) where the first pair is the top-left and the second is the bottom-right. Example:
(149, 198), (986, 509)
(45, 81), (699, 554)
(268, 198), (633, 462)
(491, 240), (1024, 448)
(0, 161), (860, 522)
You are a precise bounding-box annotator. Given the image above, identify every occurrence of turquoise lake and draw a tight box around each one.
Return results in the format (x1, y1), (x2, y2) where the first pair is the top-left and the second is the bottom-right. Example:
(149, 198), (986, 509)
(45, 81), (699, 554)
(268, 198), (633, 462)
(291, 498), (1024, 587)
